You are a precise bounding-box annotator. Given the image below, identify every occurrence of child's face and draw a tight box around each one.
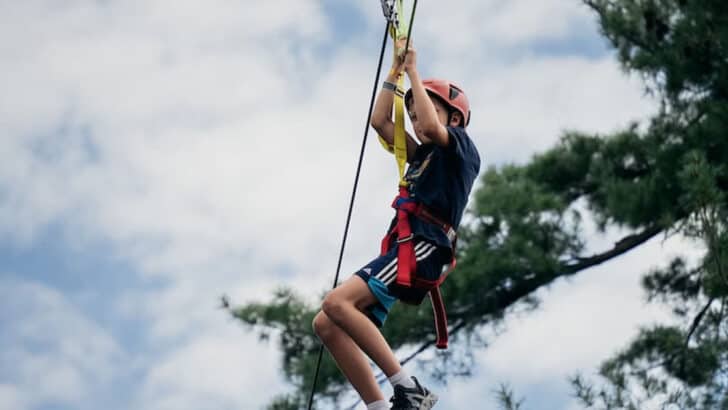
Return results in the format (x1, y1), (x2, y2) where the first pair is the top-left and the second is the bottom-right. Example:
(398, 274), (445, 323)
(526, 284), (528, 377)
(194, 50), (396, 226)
(407, 96), (460, 140)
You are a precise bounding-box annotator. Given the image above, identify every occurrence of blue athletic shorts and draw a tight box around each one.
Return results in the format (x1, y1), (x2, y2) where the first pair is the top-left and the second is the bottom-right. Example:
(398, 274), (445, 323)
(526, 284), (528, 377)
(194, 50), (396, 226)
(354, 239), (450, 327)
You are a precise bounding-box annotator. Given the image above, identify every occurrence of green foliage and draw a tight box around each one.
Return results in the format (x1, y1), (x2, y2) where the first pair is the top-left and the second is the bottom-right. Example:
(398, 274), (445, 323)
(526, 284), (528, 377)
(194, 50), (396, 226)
(495, 384), (526, 410)
(585, 0), (728, 104)
(266, 394), (305, 410)
(572, 1), (728, 408)
(230, 289), (346, 406)
(574, 152), (728, 408)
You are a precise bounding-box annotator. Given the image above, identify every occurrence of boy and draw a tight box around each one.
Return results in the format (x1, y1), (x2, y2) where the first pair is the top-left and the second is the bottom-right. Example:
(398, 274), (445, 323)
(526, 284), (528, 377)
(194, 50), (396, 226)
(312, 40), (481, 410)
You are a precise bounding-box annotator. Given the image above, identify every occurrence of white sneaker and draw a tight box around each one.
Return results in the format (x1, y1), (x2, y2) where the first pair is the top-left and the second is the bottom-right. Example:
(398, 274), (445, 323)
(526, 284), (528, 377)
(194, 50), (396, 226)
(389, 377), (438, 410)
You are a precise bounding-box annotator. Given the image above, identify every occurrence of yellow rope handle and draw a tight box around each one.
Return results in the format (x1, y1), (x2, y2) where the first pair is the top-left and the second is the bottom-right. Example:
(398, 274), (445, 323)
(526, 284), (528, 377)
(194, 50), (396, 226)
(375, 53), (408, 186)
(393, 73), (407, 186)
(376, 0), (413, 186)
(377, 135), (395, 154)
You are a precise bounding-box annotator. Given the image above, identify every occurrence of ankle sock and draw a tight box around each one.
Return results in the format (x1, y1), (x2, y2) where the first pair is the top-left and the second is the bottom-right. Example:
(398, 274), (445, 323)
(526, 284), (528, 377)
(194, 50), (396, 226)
(388, 370), (416, 389)
(366, 399), (389, 410)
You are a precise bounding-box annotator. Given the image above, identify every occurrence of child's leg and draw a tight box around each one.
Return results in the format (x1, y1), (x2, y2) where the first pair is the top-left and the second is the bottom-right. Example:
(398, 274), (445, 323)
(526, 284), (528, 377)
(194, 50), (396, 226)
(312, 311), (384, 403)
(312, 276), (402, 400)
(320, 276), (402, 375)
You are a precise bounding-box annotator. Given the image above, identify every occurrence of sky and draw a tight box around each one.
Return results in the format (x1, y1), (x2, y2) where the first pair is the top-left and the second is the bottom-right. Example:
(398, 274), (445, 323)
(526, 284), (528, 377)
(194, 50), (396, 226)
(0, 1), (702, 409)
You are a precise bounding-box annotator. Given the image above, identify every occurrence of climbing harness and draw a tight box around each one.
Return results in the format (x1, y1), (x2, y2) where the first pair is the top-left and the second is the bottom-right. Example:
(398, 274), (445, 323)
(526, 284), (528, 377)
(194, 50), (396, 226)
(381, 193), (457, 350)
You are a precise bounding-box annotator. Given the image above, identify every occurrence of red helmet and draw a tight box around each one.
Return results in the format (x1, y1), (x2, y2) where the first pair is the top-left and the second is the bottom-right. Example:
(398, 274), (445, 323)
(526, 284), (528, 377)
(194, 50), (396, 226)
(405, 78), (471, 127)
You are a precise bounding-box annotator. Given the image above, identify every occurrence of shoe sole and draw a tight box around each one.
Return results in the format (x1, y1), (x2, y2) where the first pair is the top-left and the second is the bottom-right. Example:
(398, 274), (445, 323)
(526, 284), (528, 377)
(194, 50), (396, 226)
(419, 393), (438, 409)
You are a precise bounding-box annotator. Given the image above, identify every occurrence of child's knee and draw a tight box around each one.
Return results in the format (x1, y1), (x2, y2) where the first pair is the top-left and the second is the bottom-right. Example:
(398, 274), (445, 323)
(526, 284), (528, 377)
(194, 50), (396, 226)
(321, 293), (348, 323)
(312, 311), (335, 340)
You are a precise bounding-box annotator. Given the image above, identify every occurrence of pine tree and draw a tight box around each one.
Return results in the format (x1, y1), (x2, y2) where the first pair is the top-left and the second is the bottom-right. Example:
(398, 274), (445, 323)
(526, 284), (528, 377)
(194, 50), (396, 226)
(569, 1), (728, 408)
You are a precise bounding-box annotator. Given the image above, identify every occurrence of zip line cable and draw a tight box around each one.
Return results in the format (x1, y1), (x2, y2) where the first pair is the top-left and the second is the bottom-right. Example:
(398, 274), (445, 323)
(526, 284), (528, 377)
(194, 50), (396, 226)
(307, 2), (418, 408)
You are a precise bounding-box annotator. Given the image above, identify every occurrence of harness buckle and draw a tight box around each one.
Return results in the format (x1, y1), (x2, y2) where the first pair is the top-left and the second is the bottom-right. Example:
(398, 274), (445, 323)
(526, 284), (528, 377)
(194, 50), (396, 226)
(394, 196), (416, 209)
(446, 227), (457, 242)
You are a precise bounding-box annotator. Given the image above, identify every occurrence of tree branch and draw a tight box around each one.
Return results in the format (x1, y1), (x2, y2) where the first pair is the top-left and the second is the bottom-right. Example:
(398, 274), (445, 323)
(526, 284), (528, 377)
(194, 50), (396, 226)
(685, 297), (715, 348)
(571, 225), (663, 270)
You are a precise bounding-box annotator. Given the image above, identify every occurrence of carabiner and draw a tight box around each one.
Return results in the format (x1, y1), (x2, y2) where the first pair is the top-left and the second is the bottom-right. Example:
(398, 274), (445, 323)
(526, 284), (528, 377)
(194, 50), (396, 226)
(380, 0), (399, 28)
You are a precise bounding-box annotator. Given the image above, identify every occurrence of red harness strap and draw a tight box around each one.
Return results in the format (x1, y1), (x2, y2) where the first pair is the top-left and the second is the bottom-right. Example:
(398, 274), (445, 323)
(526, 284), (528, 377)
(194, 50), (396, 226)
(380, 186), (456, 349)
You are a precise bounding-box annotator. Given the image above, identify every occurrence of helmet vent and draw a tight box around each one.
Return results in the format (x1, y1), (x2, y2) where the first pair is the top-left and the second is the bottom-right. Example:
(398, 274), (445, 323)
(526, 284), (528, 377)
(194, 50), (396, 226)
(449, 85), (460, 100)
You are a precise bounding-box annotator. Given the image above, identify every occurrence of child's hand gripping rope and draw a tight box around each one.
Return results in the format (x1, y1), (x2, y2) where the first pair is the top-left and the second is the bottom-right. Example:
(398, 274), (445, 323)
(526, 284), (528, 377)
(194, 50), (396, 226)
(392, 38), (417, 77)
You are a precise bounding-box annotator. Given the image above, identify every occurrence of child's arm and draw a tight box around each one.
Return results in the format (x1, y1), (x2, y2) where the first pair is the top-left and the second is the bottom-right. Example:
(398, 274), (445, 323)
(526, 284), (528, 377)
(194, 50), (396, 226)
(404, 48), (451, 147)
(370, 46), (418, 159)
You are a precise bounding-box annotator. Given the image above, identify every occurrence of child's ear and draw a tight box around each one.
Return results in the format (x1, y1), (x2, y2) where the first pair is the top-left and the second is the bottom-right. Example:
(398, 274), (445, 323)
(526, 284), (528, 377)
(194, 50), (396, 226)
(449, 112), (463, 127)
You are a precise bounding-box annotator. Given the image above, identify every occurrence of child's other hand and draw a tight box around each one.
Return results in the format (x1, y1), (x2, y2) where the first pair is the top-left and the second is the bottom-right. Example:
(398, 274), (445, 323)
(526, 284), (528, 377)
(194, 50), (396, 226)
(395, 38), (417, 75)
(391, 54), (405, 78)
(391, 38), (407, 77)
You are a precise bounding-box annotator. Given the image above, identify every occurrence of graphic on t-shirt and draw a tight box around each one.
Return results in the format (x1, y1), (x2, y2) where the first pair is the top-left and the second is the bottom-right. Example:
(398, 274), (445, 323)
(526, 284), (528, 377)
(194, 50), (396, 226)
(405, 151), (433, 182)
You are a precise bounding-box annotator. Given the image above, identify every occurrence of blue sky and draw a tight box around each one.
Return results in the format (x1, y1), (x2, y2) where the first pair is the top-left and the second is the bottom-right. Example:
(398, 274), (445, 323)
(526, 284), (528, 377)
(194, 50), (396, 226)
(0, 1), (695, 409)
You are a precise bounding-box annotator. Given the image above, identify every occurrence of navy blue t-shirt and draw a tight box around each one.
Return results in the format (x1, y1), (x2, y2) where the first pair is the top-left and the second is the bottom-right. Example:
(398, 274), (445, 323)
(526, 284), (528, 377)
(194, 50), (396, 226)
(390, 126), (481, 250)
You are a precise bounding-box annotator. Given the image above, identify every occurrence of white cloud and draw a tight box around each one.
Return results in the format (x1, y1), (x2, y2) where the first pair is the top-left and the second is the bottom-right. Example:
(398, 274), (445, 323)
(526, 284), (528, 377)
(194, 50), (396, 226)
(467, 56), (656, 165)
(414, 0), (595, 52)
(0, 277), (125, 410)
(136, 326), (286, 410)
(353, 0), (594, 44)
(0, 385), (27, 410)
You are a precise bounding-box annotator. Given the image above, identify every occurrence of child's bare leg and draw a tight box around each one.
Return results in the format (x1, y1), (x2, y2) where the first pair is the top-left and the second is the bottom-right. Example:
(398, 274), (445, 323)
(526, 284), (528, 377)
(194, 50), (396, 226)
(313, 311), (384, 402)
(320, 276), (402, 376)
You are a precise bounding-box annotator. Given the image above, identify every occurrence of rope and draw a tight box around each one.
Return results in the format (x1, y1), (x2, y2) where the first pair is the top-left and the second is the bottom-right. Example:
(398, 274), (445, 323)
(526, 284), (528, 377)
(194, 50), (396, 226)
(306, 23), (391, 410)
(307, 2), (418, 407)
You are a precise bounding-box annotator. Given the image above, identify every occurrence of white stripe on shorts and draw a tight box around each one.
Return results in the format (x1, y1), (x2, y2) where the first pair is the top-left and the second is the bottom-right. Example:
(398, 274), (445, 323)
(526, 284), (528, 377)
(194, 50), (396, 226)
(374, 241), (429, 281)
(382, 244), (437, 285)
(379, 243), (438, 285)
(374, 242), (432, 282)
